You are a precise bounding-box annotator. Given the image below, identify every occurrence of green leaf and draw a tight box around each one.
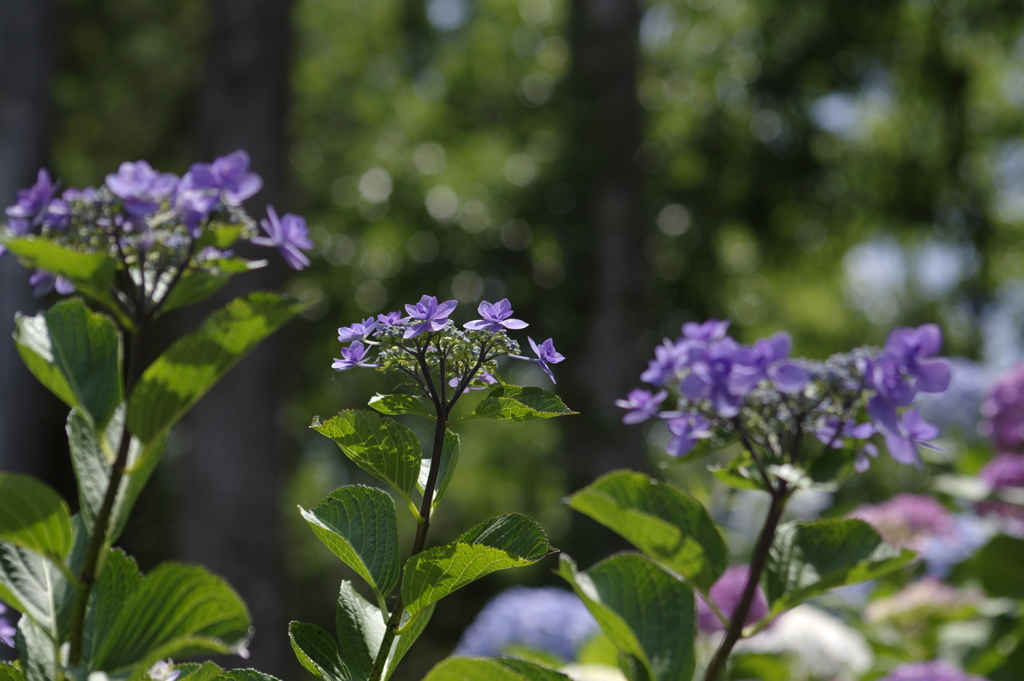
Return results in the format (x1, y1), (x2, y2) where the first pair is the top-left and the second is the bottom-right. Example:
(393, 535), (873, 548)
(311, 411), (422, 503)
(0, 663), (25, 681)
(157, 257), (267, 316)
(565, 470), (727, 593)
(84, 549), (142, 665)
(299, 485), (401, 602)
(417, 429), (460, 507)
(90, 563), (251, 672)
(0, 474), (73, 564)
(216, 670), (284, 681)
(471, 385), (576, 422)
(3, 237), (127, 327)
(17, 614), (58, 681)
(763, 519), (917, 613)
(965, 535), (1024, 598)
(128, 292), (305, 445)
(402, 513), (552, 618)
(288, 622), (346, 681)
(708, 455), (765, 492)
(423, 657), (572, 681)
(175, 663), (223, 681)
(13, 298), (123, 430)
(369, 393), (434, 419)
(332, 580), (434, 681)
(67, 405), (165, 543)
(0, 541), (75, 640)
(557, 554), (695, 681)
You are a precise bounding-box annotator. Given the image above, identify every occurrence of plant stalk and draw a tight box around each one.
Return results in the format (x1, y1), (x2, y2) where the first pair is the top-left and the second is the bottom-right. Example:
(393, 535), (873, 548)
(67, 325), (146, 664)
(368, 394), (450, 681)
(702, 481), (789, 681)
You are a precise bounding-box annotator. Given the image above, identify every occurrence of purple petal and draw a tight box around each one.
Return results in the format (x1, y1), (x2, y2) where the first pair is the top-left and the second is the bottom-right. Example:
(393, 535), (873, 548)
(915, 359), (951, 393)
(768, 362), (808, 394)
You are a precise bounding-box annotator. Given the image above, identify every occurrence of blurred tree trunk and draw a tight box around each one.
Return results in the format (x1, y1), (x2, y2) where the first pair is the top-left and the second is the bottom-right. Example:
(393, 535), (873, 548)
(0, 0), (58, 478)
(558, 0), (648, 563)
(173, 0), (295, 674)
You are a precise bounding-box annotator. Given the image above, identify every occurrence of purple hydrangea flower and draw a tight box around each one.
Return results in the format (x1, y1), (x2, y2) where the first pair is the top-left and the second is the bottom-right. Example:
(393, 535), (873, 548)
(403, 295), (458, 338)
(848, 493), (954, 550)
(0, 602), (16, 648)
(979, 363), (1024, 453)
(331, 341), (379, 371)
(251, 205), (313, 270)
(28, 269), (75, 298)
(338, 317), (378, 343)
(464, 298), (528, 332)
(729, 331), (809, 395)
(879, 408), (941, 469)
(449, 371), (498, 393)
(377, 310), (406, 325)
(615, 388), (668, 424)
(884, 324), (952, 394)
(879, 660), (985, 681)
(454, 586), (599, 661)
(5, 168), (58, 227)
(814, 418), (878, 472)
(640, 338), (689, 386)
(105, 160), (178, 217)
(183, 149), (263, 206)
(666, 414), (713, 456)
(682, 318), (730, 342)
(976, 453), (1024, 533)
(521, 337), (564, 384)
(681, 337), (747, 418)
(697, 565), (770, 633)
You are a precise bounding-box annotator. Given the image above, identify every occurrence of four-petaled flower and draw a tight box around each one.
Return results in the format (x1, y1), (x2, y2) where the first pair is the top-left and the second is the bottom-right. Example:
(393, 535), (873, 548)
(524, 337), (564, 384)
(377, 310), (406, 325)
(666, 414), (713, 456)
(464, 299), (528, 332)
(5, 168), (58, 228)
(338, 317), (378, 343)
(105, 160), (178, 217)
(332, 341), (379, 371)
(251, 205), (314, 270)
(881, 408), (941, 469)
(404, 295), (457, 338)
(615, 388), (667, 424)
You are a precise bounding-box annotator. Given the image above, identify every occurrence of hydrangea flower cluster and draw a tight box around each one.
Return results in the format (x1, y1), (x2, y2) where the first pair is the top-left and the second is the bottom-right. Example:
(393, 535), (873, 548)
(618, 319), (950, 473)
(332, 296), (564, 397)
(453, 586), (599, 660)
(879, 660), (985, 681)
(1, 151), (313, 308)
(979, 363), (1024, 453)
(847, 493), (955, 551)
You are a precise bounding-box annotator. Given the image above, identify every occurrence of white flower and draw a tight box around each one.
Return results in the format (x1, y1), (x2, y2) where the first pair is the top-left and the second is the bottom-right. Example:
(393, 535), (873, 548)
(734, 604), (872, 681)
(148, 660), (180, 681)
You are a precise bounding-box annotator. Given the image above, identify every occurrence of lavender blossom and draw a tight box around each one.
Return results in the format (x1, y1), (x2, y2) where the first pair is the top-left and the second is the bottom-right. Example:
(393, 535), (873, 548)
(332, 341), (379, 371)
(449, 371), (498, 393)
(615, 389), (667, 424)
(251, 205), (313, 270)
(0, 602), (16, 648)
(183, 149), (263, 206)
(979, 363), (1024, 453)
(5, 168), (58, 227)
(404, 295), (457, 338)
(884, 324), (952, 394)
(464, 298), (528, 332)
(338, 317), (378, 343)
(454, 586), (599, 661)
(682, 318), (730, 342)
(848, 493), (954, 551)
(105, 160), (178, 217)
(377, 310), (406, 325)
(28, 270), (75, 298)
(696, 565), (769, 633)
(879, 660), (985, 681)
(665, 414), (713, 456)
(879, 409), (941, 469)
(524, 337), (564, 384)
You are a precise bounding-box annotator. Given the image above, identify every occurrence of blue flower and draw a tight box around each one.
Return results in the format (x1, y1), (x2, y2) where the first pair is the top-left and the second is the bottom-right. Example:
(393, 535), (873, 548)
(251, 205), (314, 270)
(615, 388), (667, 424)
(338, 317), (378, 343)
(464, 299), (528, 332)
(331, 341), (379, 371)
(404, 295), (457, 339)
(454, 586), (598, 661)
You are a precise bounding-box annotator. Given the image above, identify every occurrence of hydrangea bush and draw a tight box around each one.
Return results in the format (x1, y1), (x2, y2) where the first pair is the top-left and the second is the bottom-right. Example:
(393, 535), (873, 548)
(0, 154), (311, 681)
(4, 155), (1023, 681)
